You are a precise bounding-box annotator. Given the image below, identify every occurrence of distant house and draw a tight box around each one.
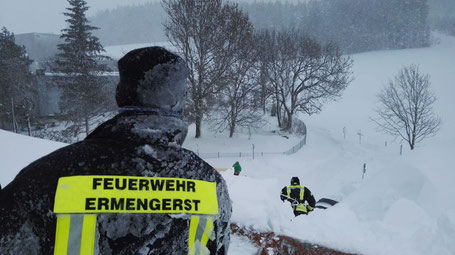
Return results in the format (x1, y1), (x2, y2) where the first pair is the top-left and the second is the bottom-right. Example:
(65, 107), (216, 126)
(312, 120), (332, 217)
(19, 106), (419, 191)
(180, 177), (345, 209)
(15, 33), (119, 117)
(14, 33), (61, 72)
(33, 73), (119, 117)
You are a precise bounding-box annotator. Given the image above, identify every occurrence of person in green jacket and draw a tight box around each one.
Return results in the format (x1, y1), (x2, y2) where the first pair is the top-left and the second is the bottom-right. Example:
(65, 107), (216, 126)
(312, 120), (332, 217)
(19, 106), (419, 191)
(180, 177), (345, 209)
(233, 161), (242, 176)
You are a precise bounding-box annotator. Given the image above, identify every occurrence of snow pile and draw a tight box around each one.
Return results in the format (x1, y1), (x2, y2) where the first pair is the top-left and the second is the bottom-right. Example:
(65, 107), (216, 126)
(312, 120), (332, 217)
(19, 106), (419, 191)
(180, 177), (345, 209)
(213, 125), (455, 255)
(0, 129), (66, 187)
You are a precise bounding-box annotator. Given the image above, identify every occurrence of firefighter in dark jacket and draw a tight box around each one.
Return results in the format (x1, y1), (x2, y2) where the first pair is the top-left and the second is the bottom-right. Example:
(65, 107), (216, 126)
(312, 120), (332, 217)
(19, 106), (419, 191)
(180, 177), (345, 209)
(0, 47), (232, 254)
(280, 177), (316, 216)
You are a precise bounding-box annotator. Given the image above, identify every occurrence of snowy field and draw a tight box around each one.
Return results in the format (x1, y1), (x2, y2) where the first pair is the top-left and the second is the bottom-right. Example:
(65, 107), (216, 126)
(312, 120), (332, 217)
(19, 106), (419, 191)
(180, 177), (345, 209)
(1, 34), (454, 254)
(0, 129), (66, 186)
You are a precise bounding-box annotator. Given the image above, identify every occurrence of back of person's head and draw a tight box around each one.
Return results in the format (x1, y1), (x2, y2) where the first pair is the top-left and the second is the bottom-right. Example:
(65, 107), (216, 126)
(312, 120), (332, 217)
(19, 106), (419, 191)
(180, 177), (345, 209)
(291, 176), (300, 185)
(115, 46), (190, 113)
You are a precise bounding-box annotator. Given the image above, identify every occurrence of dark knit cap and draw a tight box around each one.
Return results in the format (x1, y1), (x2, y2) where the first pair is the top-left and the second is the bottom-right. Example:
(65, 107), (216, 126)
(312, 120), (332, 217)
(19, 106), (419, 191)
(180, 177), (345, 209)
(291, 176), (300, 185)
(116, 47), (189, 112)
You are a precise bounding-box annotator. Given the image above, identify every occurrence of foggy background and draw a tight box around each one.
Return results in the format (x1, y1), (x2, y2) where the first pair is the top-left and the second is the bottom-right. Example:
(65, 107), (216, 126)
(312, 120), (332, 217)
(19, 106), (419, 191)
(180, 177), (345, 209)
(2, 0), (454, 45)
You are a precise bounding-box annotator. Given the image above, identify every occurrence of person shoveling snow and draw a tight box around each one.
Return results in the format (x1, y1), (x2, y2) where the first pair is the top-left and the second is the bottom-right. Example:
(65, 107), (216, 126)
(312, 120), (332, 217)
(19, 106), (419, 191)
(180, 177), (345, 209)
(280, 177), (316, 216)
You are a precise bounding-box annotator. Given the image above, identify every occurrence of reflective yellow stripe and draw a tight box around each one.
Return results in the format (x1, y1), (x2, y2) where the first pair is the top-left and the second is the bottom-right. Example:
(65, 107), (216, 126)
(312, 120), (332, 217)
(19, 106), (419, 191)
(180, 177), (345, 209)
(200, 216), (214, 246)
(188, 215), (199, 255)
(79, 214), (97, 255)
(54, 214), (71, 255)
(286, 185), (305, 202)
(188, 215), (214, 255)
(295, 204), (308, 212)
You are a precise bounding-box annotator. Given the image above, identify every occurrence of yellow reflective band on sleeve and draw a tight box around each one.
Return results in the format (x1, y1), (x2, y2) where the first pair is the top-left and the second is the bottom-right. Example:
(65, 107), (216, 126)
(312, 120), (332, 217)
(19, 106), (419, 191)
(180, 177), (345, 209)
(79, 214), (97, 255)
(300, 186), (304, 201)
(53, 176), (218, 215)
(54, 214), (97, 255)
(188, 215), (199, 255)
(54, 214), (71, 255)
(200, 216), (214, 246)
(188, 215), (214, 255)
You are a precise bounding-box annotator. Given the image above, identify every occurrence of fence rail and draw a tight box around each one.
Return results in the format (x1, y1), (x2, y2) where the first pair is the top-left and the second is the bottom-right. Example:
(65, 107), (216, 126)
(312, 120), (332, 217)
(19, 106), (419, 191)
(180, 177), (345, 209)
(196, 133), (306, 159)
(284, 135), (306, 155)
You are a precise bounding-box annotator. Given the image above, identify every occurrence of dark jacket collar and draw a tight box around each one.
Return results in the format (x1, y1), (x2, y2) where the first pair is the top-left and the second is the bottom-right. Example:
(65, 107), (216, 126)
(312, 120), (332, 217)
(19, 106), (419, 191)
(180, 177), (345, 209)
(86, 111), (188, 146)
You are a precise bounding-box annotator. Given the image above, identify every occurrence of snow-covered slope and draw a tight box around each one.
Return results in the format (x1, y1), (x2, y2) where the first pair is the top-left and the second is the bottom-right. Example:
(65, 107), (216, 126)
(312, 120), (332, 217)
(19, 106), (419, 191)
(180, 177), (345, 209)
(212, 125), (455, 255)
(307, 33), (455, 149)
(1, 34), (454, 254)
(219, 33), (455, 255)
(0, 129), (66, 187)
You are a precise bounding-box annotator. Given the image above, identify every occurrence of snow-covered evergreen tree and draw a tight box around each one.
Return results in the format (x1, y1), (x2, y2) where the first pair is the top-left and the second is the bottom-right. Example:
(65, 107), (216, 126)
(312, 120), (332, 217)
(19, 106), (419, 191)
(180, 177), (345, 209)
(54, 0), (110, 136)
(0, 27), (35, 133)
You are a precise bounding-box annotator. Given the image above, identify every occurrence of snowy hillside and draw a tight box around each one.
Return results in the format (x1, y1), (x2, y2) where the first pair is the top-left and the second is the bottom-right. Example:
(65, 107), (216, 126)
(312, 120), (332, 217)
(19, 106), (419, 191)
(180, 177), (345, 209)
(1, 34), (454, 254)
(213, 125), (455, 254)
(215, 33), (455, 255)
(0, 129), (66, 187)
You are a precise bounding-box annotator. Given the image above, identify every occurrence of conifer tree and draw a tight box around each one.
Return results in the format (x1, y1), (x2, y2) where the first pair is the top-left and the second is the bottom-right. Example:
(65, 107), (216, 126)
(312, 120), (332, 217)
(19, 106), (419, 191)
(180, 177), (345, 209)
(0, 27), (34, 133)
(54, 0), (110, 136)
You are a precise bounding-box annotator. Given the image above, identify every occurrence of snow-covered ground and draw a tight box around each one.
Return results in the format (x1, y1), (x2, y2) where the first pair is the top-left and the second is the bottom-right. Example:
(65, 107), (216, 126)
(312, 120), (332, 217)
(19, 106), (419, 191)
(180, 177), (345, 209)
(218, 33), (455, 255)
(215, 125), (455, 255)
(1, 34), (454, 254)
(0, 129), (66, 186)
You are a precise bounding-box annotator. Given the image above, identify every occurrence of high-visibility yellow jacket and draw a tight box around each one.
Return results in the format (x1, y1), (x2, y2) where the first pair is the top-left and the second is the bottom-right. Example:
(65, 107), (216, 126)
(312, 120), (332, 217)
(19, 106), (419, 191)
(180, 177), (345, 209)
(280, 185), (316, 213)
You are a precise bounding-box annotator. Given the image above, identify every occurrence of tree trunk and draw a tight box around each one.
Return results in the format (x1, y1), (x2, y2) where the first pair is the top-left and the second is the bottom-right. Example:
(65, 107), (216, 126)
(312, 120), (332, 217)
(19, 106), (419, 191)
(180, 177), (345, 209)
(11, 98), (17, 133)
(194, 98), (203, 138)
(261, 80), (267, 114)
(275, 94), (282, 128)
(195, 113), (202, 138)
(195, 115), (202, 138)
(286, 112), (293, 132)
(229, 110), (236, 138)
(27, 117), (32, 136)
(282, 109), (293, 132)
(229, 124), (235, 138)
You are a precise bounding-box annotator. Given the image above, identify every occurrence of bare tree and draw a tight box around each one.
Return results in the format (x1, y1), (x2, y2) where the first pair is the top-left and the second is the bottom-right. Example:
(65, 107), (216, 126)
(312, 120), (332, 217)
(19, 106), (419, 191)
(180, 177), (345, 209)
(212, 22), (263, 137)
(163, 0), (241, 138)
(207, 6), (264, 137)
(255, 30), (275, 114)
(262, 28), (353, 131)
(373, 65), (441, 150)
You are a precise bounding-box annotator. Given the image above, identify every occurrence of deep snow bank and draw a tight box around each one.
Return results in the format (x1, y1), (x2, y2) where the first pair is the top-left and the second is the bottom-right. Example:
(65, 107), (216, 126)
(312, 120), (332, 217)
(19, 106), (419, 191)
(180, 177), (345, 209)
(214, 125), (455, 255)
(0, 130), (66, 187)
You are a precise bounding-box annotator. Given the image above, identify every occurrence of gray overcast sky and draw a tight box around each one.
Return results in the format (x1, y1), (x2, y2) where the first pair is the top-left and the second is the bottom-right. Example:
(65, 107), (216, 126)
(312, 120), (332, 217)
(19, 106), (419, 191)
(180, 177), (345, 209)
(0, 0), (157, 34)
(0, 0), (294, 35)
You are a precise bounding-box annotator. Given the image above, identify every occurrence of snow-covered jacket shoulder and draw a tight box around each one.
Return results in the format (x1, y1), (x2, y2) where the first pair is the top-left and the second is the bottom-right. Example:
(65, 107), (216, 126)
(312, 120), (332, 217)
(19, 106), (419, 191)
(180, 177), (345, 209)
(0, 112), (231, 255)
